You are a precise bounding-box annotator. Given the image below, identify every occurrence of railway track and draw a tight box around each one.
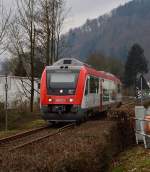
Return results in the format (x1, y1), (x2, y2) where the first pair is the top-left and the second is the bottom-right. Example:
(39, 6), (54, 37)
(0, 126), (48, 144)
(0, 123), (75, 152)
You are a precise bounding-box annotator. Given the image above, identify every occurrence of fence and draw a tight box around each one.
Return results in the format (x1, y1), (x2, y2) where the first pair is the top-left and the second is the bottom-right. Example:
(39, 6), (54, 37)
(134, 118), (150, 149)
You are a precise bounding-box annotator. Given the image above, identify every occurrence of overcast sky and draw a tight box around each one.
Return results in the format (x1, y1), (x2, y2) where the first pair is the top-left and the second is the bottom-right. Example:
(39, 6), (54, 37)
(63, 0), (132, 33)
(5, 0), (132, 33)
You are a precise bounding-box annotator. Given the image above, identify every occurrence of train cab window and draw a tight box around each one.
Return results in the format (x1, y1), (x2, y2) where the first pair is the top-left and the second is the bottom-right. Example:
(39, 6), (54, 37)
(47, 72), (79, 89)
(46, 71), (79, 95)
(89, 77), (99, 94)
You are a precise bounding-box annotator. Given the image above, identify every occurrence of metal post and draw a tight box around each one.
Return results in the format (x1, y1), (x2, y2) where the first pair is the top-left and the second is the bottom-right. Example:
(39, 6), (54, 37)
(5, 75), (8, 131)
(141, 75), (143, 105)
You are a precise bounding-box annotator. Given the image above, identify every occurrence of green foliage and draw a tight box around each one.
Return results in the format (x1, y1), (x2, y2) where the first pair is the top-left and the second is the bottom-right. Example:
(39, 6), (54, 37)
(86, 53), (124, 79)
(124, 43), (148, 87)
(111, 146), (150, 172)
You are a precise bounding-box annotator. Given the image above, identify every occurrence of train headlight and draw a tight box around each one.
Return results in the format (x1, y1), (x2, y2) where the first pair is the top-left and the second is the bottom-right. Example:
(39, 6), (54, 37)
(69, 98), (74, 102)
(48, 98), (53, 102)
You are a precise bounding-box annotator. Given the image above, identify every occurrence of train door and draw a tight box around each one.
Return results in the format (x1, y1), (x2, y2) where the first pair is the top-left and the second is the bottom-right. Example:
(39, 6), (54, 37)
(99, 79), (103, 111)
(89, 76), (99, 108)
(81, 76), (90, 109)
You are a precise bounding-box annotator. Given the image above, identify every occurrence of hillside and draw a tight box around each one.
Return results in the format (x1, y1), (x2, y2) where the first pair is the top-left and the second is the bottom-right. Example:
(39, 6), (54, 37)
(62, 0), (150, 61)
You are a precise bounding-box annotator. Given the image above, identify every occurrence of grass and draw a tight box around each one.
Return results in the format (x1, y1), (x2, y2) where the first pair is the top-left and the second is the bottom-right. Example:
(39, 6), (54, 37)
(111, 146), (150, 172)
(0, 105), (46, 138)
(0, 119), (46, 138)
(112, 167), (124, 172)
(0, 130), (21, 138)
(22, 119), (46, 129)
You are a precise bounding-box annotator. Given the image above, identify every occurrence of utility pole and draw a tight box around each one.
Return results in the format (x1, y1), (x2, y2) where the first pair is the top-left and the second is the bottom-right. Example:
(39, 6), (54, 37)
(5, 74), (8, 131)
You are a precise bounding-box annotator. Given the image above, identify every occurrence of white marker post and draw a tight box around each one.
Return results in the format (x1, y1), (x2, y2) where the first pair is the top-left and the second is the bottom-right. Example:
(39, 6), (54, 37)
(5, 75), (8, 131)
(140, 74), (143, 106)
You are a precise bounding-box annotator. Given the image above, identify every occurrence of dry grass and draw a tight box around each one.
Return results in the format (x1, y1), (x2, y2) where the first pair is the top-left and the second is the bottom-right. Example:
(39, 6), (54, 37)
(0, 120), (123, 172)
(0, 102), (137, 172)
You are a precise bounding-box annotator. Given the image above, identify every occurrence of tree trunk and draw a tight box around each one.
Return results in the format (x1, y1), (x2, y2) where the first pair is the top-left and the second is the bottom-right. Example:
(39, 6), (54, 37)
(50, 0), (55, 65)
(46, 29), (50, 65)
(45, 0), (50, 66)
(30, 11), (35, 112)
(56, 34), (60, 61)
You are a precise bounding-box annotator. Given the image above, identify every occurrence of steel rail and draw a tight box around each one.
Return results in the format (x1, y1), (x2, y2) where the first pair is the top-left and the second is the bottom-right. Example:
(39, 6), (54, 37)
(9, 123), (76, 151)
(0, 126), (48, 144)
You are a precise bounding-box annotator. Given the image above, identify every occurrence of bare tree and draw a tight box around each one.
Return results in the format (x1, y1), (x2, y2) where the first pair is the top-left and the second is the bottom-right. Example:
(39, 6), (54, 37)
(5, 0), (67, 112)
(0, 0), (11, 55)
(55, 0), (66, 61)
(37, 0), (65, 65)
(8, 19), (26, 66)
(14, 0), (37, 112)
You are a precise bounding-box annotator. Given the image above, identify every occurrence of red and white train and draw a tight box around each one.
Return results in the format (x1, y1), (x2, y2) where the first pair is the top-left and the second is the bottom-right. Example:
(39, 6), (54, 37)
(40, 58), (122, 122)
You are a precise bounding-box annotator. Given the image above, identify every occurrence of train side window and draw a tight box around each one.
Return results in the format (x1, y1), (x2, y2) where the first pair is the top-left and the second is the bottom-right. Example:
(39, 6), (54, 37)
(85, 79), (89, 95)
(118, 84), (121, 93)
(90, 77), (94, 93)
(38, 83), (40, 89)
(103, 89), (109, 101)
(111, 90), (116, 100)
(89, 77), (99, 93)
(95, 78), (99, 93)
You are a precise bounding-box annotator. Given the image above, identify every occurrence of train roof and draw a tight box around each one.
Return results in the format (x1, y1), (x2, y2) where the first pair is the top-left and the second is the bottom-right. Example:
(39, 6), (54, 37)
(52, 58), (90, 67)
(98, 71), (121, 83)
(46, 58), (121, 83)
(46, 58), (90, 71)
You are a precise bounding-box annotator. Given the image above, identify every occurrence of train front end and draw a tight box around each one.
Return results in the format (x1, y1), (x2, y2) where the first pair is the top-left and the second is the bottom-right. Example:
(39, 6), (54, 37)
(40, 58), (86, 122)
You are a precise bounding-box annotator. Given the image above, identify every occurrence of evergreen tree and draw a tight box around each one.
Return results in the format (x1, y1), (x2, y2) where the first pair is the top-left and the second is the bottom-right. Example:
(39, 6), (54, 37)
(124, 43), (148, 87)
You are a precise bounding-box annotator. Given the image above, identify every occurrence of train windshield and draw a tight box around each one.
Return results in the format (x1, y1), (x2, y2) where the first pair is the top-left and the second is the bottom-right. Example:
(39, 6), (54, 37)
(51, 73), (77, 84)
(47, 71), (79, 89)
